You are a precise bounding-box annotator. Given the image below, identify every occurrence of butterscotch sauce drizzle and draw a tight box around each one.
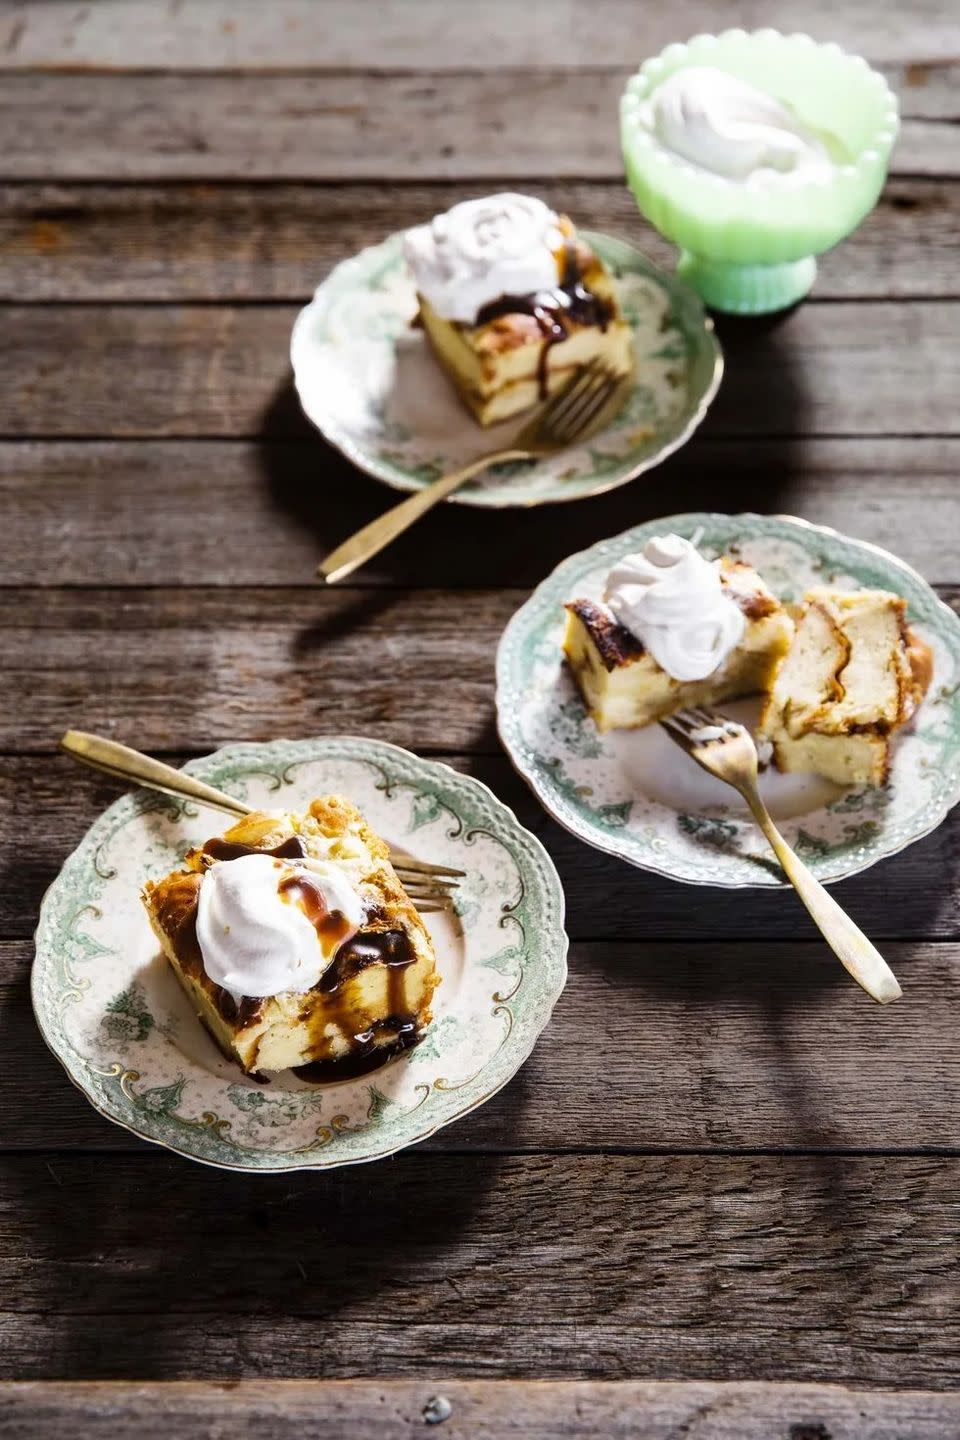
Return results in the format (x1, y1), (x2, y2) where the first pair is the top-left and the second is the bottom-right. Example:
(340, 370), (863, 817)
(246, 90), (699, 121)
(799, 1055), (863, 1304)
(474, 239), (612, 398)
(277, 872), (357, 953)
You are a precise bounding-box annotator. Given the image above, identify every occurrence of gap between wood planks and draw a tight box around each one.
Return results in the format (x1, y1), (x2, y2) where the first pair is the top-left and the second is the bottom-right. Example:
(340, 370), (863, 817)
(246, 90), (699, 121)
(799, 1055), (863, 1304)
(3, 1379), (960, 1440)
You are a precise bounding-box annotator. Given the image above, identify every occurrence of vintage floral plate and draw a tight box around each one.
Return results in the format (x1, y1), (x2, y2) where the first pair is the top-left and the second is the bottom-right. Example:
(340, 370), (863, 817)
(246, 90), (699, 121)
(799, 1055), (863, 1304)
(497, 513), (960, 888)
(290, 229), (722, 508)
(33, 738), (568, 1171)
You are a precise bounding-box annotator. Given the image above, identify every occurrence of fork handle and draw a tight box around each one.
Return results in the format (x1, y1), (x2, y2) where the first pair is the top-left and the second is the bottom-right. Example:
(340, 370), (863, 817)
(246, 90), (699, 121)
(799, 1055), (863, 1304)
(60, 730), (253, 819)
(743, 787), (901, 1004)
(318, 449), (530, 584)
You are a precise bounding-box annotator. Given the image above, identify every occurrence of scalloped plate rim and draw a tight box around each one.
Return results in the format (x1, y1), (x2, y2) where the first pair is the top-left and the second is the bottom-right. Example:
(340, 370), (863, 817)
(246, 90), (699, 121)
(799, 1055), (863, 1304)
(289, 227), (724, 510)
(496, 511), (960, 890)
(32, 736), (569, 1172)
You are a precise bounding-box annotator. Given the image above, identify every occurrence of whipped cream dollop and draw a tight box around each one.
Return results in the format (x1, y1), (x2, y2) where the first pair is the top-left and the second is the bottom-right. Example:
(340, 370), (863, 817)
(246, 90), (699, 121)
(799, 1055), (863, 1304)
(195, 852), (364, 1004)
(645, 67), (832, 183)
(403, 193), (564, 322)
(603, 534), (746, 682)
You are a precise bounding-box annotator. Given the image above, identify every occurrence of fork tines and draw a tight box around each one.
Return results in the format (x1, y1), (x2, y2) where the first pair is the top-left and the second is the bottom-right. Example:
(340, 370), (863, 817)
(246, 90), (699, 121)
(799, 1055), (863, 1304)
(390, 854), (466, 880)
(526, 358), (626, 447)
(660, 706), (740, 747)
(545, 361), (613, 440)
(390, 852), (463, 915)
(662, 706), (717, 734)
(398, 875), (460, 899)
(400, 879), (458, 915)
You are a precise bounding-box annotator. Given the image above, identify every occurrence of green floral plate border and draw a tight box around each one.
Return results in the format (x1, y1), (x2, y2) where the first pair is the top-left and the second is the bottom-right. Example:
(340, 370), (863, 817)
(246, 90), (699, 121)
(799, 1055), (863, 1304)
(290, 228), (722, 508)
(32, 738), (568, 1171)
(496, 513), (960, 888)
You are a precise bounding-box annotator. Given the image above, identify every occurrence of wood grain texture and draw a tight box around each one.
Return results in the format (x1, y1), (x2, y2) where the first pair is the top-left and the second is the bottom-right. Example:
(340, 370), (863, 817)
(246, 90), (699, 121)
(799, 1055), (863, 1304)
(0, 73), (953, 182)
(5, 0), (960, 1404)
(2, 180), (955, 302)
(0, 585), (507, 753)
(10, 936), (960, 1154)
(3, 302), (959, 439)
(3, 585), (958, 756)
(0, 1153), (957, 1383)
(5, 752), (960, 946)
(2, 438), (958, 588)
(2, 0), (957, 70)
(4, 1379), (960, 1439)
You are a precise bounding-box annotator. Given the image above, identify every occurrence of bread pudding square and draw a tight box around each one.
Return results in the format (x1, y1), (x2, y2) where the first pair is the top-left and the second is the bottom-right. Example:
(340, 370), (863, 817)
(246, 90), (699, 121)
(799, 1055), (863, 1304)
(564, 556), (794, 732)
(404, 193), (633, 427)
(141, 798), (440, 1076)
(758, 587), (933, 787)
(418, 228), (633, 427)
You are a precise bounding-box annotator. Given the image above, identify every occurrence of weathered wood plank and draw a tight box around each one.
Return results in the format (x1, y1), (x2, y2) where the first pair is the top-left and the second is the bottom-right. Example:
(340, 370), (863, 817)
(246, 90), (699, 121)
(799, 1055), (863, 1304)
(9, 936), (960, 1152)
(4, 1379), (960, 1439)
(0, 585), (508, 753)
(0, 1154), (957, 1383)
(1, 0), (956, 71)
(1, 438), (957, 588)
(2, 302), (958, 438)
(0, 74), (952, 182)
(2, 586), (958, 757)
(2, 180), (954, 302)
(5, 738), (960, 947)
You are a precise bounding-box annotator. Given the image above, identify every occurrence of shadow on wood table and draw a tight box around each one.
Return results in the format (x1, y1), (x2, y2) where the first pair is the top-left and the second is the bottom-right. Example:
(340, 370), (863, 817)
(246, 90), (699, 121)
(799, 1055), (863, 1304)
(253, 346), (811, 595)
(0, 1097), (509, 1378)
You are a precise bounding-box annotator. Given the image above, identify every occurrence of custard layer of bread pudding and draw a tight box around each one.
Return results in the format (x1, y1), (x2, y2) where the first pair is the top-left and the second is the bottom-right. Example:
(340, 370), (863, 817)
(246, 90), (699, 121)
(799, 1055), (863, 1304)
(404, 194), (633, 426)
(142, 799), (439, 1076)
(758, 587), (933, 787)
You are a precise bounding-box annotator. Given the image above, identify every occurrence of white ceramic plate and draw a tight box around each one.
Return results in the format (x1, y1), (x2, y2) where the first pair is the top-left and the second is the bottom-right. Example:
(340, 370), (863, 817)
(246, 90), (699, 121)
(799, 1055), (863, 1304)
(496, 513), (960, 888)
(33, 738), (568, 1171)
(290, 229), (722, 508)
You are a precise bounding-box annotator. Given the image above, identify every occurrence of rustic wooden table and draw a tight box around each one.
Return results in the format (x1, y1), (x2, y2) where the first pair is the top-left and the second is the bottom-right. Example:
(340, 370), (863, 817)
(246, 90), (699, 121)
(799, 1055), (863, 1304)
(1, 2), (959, 1435)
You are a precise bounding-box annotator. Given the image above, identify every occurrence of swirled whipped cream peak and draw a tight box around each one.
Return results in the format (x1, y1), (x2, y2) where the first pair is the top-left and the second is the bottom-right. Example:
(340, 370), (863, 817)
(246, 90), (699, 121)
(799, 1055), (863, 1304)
(195, 852), (364, 1004)
(403, 193), (565, 323)
(644, 67), (833, 183)
(603, 534), (746, 682)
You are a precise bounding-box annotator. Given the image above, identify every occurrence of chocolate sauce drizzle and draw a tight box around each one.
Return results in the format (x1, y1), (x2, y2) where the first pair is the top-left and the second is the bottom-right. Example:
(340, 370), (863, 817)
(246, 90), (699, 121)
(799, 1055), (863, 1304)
(295, 928), (419, 1082)
(197, 832), (421, 1080)
(474, 239), (612, 398)
(277, 871), (357, 954)
(317, 928), (416, 993)
(203, 834), (307, 863)
(293, 1020), (422, 1084)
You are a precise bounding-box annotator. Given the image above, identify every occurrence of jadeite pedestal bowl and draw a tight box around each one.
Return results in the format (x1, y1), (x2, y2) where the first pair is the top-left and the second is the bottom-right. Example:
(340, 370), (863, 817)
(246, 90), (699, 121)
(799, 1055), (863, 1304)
(621, 30), (899, 314)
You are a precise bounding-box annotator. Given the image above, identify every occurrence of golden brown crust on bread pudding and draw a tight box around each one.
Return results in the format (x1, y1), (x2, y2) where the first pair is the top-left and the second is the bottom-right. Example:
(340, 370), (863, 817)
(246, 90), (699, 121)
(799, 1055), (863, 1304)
(564, 599), (645, 671)
(566, 559), (782, 678)
(141, 797), (440, 1076)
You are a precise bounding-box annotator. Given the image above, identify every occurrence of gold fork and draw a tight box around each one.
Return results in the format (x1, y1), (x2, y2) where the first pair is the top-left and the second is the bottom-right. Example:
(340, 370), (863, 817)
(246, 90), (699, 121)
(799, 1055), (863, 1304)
(59, 730), (463, 914)
(318, 359), (631, 584)
(660, 706), (902, 1004)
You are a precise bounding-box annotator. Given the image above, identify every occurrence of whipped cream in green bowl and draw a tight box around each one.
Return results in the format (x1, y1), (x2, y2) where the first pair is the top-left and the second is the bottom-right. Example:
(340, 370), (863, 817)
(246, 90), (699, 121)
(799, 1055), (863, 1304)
(621, 30), (899, 313)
